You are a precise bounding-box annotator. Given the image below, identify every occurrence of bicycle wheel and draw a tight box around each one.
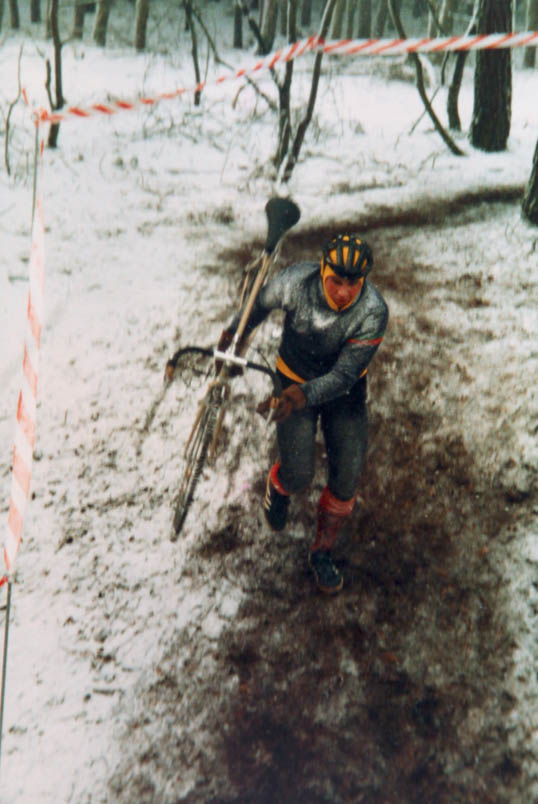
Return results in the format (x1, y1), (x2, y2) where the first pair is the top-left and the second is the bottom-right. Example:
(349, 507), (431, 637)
(171, 386), (221, 540)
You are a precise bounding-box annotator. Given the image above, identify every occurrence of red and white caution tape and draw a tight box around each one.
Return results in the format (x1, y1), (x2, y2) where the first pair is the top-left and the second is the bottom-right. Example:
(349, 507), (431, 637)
(1, 198), (45, 586)
(34, 31), (538, 126)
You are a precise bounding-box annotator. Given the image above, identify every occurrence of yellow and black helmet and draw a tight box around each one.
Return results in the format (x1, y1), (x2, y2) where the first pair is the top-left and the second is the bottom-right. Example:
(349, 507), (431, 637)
(321, 234), (373, 279)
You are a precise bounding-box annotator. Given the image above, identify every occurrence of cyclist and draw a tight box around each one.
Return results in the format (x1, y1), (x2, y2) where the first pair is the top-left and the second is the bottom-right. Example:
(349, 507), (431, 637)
(218, 234), (389, 594)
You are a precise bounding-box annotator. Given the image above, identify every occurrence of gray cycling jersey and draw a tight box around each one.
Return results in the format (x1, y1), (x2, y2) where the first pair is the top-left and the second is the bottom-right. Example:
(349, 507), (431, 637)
(230, 261), (389, 407)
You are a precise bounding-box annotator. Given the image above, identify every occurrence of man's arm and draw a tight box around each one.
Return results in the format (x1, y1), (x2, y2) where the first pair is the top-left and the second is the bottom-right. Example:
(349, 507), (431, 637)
(302, 306), (388, 407)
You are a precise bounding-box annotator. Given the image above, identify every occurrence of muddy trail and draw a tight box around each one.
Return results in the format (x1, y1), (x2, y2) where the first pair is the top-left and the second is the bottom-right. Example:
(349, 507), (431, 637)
(110, 193), (536, 803)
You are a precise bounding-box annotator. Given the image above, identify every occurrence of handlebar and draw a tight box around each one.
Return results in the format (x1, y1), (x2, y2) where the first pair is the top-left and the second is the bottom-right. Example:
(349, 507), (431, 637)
(167, 345), (282, 398)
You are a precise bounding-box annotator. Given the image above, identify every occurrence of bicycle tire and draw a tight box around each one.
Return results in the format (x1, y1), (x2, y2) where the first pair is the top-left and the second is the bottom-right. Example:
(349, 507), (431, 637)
(171, 387), (221, 540)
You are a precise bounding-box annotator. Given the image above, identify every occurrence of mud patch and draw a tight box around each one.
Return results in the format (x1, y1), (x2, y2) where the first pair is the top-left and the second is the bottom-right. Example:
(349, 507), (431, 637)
(109, 194), (536, 803)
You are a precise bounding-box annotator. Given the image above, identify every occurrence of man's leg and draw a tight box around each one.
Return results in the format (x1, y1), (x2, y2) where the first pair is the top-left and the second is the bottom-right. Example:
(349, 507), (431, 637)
(264, 405), (317, 531)
(309, 384), (368, 593)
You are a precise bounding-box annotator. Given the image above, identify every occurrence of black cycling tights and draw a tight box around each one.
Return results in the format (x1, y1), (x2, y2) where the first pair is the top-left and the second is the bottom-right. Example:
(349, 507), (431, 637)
(276, 380), (369, 502)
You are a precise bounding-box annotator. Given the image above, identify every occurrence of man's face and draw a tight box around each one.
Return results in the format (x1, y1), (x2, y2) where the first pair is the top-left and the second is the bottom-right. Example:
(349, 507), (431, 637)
(323, 269), (364, 310)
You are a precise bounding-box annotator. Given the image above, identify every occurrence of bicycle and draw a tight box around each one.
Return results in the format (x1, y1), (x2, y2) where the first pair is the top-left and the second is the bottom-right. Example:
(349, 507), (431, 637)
(164, 197), (300, 540)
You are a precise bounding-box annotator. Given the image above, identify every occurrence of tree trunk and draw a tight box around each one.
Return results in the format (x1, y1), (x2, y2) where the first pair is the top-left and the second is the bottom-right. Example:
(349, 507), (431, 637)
(73, 2), (91, 38)
(358, 0), (371, 37)
(523, 0), (538, 68)
(184, 0), (202, 105)
(9, 0), (19, 28)
(374, 0), (388, 36)
(330, 0), (346, 37)
(301, 0), (311, 27)
(447, 10), (477, 130)
(135, 0), (149, 50)
(470, 0), (512, 152)
(93, 0), (112, 46)
(283, 0), (338, 181)
(275, 0), (297, 168)
(522, 137), (538, 224)
(47, 0), (64, 148)
(233, 0), (243, 47)
(0, 0), (5, 30)
(447, 49), (466, 130)
(260, 0), (278, 53)
(439, 0), (457, 32)
(280, 0), (287, 35)
(30, 0), (41, 23)
(346, 0), (357, 37)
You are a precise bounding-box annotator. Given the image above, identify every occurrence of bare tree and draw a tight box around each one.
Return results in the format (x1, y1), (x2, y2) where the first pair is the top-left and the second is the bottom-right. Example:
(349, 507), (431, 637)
(233, 0), (243, 47)
(184, 0), (202, 105)
(301, 0), (312, 28)
(8, 0), (19, 29)
(374, 0), (388, 36)
(447, 2), (478, 130)
(346, 0), (357, 37)
(30, 0), (41, 23)
(388, 0), (463, 154)
(523, 0), (538, 68)
(47, 0), (64, 148)
(0, 0), (5, 30)
(275, 0), (298, 167)
(260, 0), (279, 53)
(522, 137), (538, 224)
(281, 0), (338, 181)
(329, 0), (346, 38)
(358, 0), (372, 37)
(135, 0), (149, 50)
(73, 2), (94, 39)
(93, 0), (112, 46)
(470, 0), (512, 152)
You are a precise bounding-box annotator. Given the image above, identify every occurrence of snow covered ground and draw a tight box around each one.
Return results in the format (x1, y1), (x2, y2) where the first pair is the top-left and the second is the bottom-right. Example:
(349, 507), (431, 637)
(0, 2), (537, 801)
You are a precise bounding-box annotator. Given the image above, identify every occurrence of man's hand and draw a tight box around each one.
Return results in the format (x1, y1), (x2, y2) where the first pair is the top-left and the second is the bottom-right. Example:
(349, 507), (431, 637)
(273, 384), (306, 423)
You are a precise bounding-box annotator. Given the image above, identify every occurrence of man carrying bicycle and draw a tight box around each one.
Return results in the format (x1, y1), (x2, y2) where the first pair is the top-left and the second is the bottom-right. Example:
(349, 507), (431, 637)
(219, 234), (388, 595)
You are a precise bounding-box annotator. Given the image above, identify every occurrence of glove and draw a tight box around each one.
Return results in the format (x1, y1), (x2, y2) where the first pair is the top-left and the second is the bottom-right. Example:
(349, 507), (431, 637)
(215, 328), (243, 376)
(273, 384), (306, 423)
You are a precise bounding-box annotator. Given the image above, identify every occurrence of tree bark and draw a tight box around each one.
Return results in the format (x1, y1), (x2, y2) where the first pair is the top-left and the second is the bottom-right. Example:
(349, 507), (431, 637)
(470, 0), (512, 152)
(358, 0), (372, 37)
(301, 0), (312, 27)
(73, 2), (93, 38)
(523, 0), (538, 68)
(374, 0), (388, 36)
(47, 0), (64, 148)
(184, 0), (202, 105)
(30, 0), (41, 23)
(346, 0), (357, 37)
(522, 137), (538, 224)
(283, 0), (338, 181)
(447, 8), (477, 130)
(260, 0), (278, 53)
(93, 0), (112, 46)
(134, 0), (149, 50)
(329, 0), (346, 38)
(9, 0), (19, 28)
(233, 0), (243, 47)
(275, 0), (297, 168)
(447, 50), (466, 130)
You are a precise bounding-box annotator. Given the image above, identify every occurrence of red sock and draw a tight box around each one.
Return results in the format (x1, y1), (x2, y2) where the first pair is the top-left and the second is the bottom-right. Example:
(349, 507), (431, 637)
(269, 462), (290, 496)
(313, 487), (355, 552)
